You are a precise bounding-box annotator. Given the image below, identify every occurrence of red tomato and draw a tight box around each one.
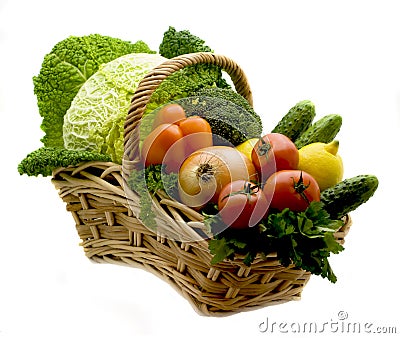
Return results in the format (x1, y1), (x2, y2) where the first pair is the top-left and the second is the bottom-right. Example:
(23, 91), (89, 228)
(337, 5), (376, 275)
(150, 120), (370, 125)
(152, 104), (186, 129)
(251, 133), (299, 182)
(178, 116), (213, 156)
(141, 123), (185, 170)
(263, 170), (320, 212)
(218, 180), (270, 229)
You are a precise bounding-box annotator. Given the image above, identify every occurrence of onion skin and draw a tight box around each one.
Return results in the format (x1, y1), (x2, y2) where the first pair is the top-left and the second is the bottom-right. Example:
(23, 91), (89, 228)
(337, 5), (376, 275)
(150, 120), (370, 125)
(178, 146), (257, 208)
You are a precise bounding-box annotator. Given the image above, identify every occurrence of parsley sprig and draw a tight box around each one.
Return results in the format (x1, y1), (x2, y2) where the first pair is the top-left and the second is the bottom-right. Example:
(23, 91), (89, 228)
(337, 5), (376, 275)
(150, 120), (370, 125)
(127, 164), (179, 231)
(208, 202), (344, 283)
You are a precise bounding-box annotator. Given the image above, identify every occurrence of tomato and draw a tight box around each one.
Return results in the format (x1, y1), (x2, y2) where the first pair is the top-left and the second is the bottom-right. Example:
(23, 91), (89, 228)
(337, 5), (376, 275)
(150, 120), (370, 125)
(152, 104), (186, 129)
(251, 133), (299, 182)
(178, 116), (213, 155)
(141, 123), (185, 169)
(218, 180), (269, 229)
(178, 146), (258, 208)
(142, 114), (213, 172)
(263, 170), (320, 212)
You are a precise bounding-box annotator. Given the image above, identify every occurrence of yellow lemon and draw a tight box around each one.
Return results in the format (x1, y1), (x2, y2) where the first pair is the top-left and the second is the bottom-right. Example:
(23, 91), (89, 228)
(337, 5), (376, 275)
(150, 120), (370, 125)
(298, 140), (343, 191)
(235, 138), (259, 161)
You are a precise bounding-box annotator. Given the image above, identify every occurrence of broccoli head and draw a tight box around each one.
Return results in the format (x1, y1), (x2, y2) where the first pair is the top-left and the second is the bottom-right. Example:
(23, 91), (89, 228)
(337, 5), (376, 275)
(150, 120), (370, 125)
(33, 34), (155, 148)
(178, 88), (263, 146)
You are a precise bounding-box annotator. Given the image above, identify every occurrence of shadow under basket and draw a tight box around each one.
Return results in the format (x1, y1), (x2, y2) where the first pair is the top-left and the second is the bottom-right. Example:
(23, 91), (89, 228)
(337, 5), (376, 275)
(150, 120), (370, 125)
(52, 161), (351, 317)
(51, 52), (351, 316)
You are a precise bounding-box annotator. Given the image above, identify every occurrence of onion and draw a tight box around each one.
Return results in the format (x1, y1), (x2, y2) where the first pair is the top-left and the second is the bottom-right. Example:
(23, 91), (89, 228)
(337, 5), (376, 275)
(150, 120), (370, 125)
(177, 146), (257, 208)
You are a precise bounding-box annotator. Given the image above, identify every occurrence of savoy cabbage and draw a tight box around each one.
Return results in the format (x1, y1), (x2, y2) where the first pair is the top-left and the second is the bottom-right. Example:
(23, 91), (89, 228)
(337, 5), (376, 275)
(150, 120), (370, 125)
(63, 53), (167, 163)
(33, 34), (154, 148)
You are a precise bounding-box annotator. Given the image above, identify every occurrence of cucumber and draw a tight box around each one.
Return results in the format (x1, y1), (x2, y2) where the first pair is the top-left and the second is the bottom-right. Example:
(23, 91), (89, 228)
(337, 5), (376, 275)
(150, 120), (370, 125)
(271, 100), (315, 141)
(295, 114), (342, 149)
(321, 175), (379, 219)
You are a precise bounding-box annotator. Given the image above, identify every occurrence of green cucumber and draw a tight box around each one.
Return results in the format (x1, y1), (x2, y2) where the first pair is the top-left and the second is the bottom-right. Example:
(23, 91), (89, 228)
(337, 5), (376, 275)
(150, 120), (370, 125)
(295, 114), (342, 149)
(271, 100), (315, 141)
(321, 175), (379, 219)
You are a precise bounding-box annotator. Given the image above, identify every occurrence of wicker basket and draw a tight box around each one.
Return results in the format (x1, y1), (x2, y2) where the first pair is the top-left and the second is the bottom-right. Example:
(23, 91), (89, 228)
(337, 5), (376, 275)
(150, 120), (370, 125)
(52, 52), (351, 316)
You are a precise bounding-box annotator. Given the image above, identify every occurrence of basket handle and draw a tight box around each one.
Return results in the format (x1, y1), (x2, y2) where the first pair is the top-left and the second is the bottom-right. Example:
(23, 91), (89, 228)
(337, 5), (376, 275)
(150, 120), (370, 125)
(123, 52), (253, 163)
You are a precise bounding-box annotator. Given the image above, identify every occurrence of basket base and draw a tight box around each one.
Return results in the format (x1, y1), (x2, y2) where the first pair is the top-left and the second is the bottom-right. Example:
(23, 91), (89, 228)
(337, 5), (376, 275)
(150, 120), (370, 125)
(87, 252), (310, 317)
(52, 161), (350, 317)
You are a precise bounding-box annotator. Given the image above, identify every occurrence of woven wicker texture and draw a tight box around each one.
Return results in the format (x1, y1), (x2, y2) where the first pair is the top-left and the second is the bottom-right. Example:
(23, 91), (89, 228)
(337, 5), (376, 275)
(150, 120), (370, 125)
(52, 52), (351, 316)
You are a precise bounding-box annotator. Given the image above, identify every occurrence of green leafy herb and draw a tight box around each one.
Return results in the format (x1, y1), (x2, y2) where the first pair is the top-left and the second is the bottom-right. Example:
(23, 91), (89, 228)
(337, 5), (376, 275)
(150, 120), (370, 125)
(265, 202), (344, 282)
(208, 220), (265, 265)
(209, 236), (247, 265)
(208, 202), (344, 283)
(127, 164), (178, 230)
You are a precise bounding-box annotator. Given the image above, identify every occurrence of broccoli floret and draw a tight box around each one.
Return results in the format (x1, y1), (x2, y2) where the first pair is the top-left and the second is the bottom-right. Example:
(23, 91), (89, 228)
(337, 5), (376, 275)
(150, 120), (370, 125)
(33, 34), (155, 148)
(178, 88), (263, 146)
(145, 27), (230, 113)
(159, 26), (213, 58)
(193, 87), (261, 126)
(18, 147), (112, 177)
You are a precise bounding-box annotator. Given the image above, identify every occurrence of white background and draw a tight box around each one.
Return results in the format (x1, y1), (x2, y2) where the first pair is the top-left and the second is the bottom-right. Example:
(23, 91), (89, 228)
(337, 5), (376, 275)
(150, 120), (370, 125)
(1, 0), (399, 337)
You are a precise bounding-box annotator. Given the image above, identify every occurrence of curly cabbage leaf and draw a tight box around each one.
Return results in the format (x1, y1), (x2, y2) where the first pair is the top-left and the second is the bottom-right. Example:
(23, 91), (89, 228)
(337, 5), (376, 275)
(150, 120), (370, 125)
(18, 147), (112, 177)
(33, 34), (155, 148)
(63, 53), (167, 163)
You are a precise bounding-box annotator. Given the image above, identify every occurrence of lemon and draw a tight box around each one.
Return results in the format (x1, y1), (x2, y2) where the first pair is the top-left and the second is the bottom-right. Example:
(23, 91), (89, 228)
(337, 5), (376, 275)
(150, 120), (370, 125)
(235, 138), (259, 161)
(298, 140), (343, 191)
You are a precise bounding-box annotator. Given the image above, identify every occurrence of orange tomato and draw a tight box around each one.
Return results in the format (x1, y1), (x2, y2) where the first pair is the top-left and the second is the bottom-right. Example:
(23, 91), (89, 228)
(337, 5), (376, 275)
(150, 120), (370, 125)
(141, 123), (185, 169)
(178, 116), (213, 156)
(152, 104), (186, 129)
(142, 113), (213, 173)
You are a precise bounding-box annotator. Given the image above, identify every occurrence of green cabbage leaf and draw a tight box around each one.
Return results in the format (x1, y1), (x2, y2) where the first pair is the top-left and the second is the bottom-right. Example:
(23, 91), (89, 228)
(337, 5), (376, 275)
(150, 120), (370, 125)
(33, 34), (154, 148)
(62, 53), (167, 163)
